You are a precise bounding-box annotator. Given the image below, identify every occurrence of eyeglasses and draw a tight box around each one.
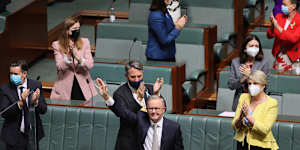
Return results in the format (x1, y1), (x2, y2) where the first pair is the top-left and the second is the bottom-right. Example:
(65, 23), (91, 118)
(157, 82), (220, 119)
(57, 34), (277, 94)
(146, 107), (166, 112)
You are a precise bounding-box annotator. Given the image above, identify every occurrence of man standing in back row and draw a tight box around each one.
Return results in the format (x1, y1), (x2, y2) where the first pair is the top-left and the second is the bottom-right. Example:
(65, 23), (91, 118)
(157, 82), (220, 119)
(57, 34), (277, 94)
(111, 60), (164, 150)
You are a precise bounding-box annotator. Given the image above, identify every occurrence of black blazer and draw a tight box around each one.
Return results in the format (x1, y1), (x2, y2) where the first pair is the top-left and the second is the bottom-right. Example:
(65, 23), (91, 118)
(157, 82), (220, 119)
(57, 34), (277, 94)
(110, 99), (184, 150)
(112, 83), (153, 150)
(0, 79), (47, 146)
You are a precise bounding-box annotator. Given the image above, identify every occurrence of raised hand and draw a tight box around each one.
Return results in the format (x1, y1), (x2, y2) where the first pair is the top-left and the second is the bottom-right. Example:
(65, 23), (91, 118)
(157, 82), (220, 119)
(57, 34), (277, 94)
(19, 89), (30, 107)
(175, 15), (187, 30)
(153, 77), (164, 95)
(95, 78), (109, 100)
(137, 81), (145, 101)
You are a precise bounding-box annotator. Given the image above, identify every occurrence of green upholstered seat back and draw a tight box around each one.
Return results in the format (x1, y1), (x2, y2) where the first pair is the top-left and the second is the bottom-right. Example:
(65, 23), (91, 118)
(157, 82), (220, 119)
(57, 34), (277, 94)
(282, 93), (300, 116)
(268, 73), (300, 94)
(39, 106), (119, 150)
(216, 70), (235, 111)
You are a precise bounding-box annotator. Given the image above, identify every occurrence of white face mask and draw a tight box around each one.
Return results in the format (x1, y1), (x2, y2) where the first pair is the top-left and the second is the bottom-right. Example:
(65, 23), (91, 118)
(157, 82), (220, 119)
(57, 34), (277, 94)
(246, 47), (259, 57)
(248, 84), (261, 96)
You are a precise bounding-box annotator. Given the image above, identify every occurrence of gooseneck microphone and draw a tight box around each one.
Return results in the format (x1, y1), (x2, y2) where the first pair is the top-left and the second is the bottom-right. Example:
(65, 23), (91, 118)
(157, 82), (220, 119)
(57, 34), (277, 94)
(128, 37), (138, 61)
(86, 79), (94, 106)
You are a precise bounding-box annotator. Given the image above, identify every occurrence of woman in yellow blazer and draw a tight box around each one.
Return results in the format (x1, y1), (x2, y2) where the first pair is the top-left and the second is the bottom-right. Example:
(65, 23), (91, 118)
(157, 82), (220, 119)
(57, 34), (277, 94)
(232, 70), (279, 150)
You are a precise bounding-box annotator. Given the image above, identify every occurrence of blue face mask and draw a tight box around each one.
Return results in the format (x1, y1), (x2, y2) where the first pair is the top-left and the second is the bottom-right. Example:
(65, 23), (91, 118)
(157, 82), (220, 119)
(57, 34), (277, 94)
(129, 80), (143, 89)
(10, 74), (22, 86)
(281, 5), (290, 15)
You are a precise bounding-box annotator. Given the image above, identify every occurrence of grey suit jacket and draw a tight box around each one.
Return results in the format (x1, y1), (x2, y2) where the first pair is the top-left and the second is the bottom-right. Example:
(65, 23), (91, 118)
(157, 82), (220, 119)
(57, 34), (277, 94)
(228, 57), (270, 111)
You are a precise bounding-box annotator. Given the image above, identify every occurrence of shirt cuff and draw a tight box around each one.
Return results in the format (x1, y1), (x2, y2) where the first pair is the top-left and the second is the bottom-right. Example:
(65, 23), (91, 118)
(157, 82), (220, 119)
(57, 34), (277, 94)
(105, 97), (115, 106)
(64, 55), (72, 64)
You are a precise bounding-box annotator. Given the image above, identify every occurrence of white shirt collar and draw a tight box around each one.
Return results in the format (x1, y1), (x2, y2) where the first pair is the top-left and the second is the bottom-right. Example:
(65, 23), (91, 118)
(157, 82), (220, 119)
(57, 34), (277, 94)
(17, 78), (27, 89)
(150, 117), (164, 128)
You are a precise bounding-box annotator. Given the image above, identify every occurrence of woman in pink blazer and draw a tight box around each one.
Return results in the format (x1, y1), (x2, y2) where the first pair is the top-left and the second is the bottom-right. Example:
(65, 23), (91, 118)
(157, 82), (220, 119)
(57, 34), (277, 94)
(50, 18), (97, 101)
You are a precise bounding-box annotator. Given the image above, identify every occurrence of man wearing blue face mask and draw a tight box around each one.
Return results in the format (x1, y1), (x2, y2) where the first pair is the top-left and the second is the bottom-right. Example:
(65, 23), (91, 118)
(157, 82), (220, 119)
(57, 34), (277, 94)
(111, 60), (164, 150)
(0, 60), (47, 150)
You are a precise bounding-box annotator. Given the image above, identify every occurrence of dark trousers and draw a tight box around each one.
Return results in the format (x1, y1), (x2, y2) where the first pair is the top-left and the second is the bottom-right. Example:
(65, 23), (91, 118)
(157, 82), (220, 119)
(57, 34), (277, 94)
(6, 132), (28, 150)
(71, 76), (85, 100)
(237, 139), (271, 150)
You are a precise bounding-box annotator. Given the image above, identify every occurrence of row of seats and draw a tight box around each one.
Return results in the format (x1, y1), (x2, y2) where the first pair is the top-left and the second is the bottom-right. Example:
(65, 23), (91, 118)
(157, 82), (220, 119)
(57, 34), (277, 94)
(217, 69), (300, 116)
(95, 22), (215, 102)
(1, 104), (299, 150)
(130, 0), (262, 41)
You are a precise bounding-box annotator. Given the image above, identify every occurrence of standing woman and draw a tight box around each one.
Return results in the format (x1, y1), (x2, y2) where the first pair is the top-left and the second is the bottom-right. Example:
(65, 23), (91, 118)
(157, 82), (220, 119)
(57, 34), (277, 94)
(228, 35), (270, 111)
(232, 70), (278, 150)
(50, 18), (97, 101)
(146, 0), (187, 62)
(267, 0), (300, 71)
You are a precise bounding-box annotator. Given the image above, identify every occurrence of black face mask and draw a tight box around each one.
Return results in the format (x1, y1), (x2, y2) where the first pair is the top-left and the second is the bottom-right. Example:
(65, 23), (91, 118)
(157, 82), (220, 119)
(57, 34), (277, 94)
(128, 79), (143, 89)
(70, 29), (80, 39)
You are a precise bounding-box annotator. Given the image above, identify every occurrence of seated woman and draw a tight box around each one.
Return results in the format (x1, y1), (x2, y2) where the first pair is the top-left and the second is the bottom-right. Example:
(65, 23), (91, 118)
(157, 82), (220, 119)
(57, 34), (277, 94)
(267, 0), (300, 71)
(50, 18), (97, 101)
(146, 0), (187, 62)
(228, 34), (270, 111)
(232, 70), (279, 150)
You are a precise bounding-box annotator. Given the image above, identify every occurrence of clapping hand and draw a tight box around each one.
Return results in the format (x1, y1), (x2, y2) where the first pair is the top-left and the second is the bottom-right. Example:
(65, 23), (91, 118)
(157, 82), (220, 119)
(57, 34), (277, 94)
(240, 64), (251, 78)
(32, 88), (40, 105)
(175, 15), (187, 30)
(137, 82), (145, 101)
(153, 77), (164, 95)
(241, 101), (249, 117)
(95, 78), (109, 100)
(19, 89), (30, 107)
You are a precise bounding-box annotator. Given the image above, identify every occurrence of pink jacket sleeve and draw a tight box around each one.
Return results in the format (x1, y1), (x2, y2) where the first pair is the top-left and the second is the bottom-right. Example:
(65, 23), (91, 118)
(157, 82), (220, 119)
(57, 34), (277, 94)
(52, 41), (73, 71)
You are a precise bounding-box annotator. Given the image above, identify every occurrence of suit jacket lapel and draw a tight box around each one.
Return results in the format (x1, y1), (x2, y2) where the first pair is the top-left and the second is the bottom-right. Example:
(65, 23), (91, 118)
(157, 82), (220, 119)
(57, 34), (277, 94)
(9, 83), (19, 102)
(160, 118), (167, 150)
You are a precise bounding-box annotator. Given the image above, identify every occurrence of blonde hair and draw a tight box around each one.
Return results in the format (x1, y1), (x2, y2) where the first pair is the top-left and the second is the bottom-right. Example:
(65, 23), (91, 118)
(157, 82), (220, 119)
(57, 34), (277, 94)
(248, 70), (267, 85)
(58, 17), (83, 54)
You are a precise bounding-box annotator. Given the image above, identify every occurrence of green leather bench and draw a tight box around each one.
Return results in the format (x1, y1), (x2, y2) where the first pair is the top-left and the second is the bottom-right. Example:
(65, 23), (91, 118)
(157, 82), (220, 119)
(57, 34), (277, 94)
(2, 105), (300, 150)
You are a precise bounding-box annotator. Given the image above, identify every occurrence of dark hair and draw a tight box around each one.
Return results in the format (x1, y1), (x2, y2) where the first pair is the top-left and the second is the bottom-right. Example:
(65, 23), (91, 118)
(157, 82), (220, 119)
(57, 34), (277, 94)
(125, 60), (143, 74)
(239, 34), (264, 64)
(150, 0), (168, 14)
(10, 59), (28, 72)
(147, 95), (167, 108)
(290, 0), (300, 9)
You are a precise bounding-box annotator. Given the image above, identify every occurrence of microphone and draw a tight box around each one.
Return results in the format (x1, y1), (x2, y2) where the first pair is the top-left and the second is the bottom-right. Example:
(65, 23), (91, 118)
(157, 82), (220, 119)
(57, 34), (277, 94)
(128, 37), (138, 61)
(0, 89), (35, 116)
(86, 79), (94, 106)
(36, 76), (40, 81)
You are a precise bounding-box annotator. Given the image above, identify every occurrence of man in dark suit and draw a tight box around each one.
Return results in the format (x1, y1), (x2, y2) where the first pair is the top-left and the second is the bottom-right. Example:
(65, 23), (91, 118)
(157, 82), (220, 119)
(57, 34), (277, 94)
(96, 78), (183, 150)
(111, 60), (164, 150)
(0, 60), (47, 150)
